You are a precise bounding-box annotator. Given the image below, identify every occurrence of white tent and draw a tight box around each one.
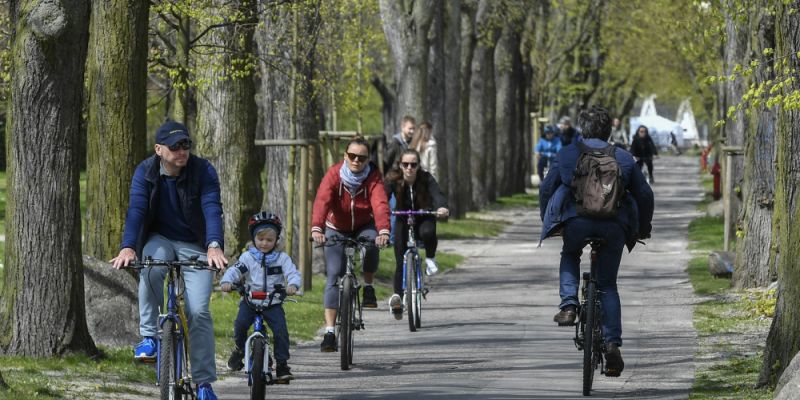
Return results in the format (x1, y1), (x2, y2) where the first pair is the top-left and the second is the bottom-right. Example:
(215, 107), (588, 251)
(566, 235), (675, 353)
(676, 99), (701, 145)
(629, 95), (683, 148)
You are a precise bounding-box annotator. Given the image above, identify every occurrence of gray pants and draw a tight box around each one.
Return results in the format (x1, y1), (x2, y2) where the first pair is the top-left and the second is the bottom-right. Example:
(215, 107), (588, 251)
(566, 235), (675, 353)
(140, 233), (216, 383)
(324, 225), (378, 309)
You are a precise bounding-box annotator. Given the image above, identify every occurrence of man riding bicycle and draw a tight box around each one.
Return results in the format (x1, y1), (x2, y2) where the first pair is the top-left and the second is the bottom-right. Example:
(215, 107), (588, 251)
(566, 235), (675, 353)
(384, 149), (449, 319)
(110, 120), (227, 400)
(311, 137), (391, 352)
(539, 106), (654, 377)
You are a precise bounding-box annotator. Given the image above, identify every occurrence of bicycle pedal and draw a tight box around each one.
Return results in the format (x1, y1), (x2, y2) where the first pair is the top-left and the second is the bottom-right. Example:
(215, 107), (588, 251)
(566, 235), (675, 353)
(422, 288), (429, 299)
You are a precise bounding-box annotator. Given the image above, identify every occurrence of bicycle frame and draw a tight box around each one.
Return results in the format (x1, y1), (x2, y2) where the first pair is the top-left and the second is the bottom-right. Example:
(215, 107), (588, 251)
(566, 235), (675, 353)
(339, 243), (363, 332)
(399, 214), (423, 298)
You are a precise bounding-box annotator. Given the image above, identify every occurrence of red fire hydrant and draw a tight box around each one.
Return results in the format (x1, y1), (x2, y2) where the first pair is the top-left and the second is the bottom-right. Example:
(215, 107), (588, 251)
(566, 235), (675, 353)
(711, 159), (722, 200)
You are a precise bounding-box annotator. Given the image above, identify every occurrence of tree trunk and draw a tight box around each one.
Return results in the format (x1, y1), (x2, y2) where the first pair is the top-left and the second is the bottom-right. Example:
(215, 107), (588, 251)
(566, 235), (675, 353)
(733, 3), (777, 289)
(759, 0), (800, 386)
(256, 7), (292, 227)
(1, 0), (97, 357)
(468, 0), (497, 209)
(194, 0), (262, 256)
(722, 0), (749, 249)
(85, 0), (149, 261)
(457, 1), (476, 215)
(379, 0), (434, 125)
(494, 24), (522, 197)
(443, 0), (463, 216)
(426, 0), (447, 186)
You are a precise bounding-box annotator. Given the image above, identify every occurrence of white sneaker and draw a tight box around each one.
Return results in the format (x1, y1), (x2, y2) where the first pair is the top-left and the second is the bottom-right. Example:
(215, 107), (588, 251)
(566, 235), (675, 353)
(389, 294), (403, 320)
(425, 258), (439, 276)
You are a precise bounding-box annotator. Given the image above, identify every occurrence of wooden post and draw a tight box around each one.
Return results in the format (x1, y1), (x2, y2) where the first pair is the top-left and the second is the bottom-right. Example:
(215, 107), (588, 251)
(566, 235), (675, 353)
(298, 145), (311, 290)
(722, 145), (744, 251)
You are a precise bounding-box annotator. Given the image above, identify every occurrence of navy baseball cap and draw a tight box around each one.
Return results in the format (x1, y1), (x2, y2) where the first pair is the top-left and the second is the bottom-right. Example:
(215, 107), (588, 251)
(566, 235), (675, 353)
(155, 121), (190, 146)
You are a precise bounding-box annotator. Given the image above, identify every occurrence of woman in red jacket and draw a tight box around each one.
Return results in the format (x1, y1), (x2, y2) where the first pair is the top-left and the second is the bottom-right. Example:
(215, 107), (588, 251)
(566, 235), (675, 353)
(311, 137), (391, 352)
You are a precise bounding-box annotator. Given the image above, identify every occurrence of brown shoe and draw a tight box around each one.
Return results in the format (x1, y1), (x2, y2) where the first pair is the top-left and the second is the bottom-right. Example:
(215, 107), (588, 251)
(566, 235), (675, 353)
(553, 305), (577, 326)
(605, 343), (624, 377)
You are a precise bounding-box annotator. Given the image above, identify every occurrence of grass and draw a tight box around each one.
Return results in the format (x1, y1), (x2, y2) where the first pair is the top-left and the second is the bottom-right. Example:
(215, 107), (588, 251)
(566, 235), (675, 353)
(686, 209), (773, 399)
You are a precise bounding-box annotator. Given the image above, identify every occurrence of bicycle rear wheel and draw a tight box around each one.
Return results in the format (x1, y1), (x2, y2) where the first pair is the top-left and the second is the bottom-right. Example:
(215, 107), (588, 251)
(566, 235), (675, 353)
(339, 277), (354, 370)
(158, 320), (181, 400)
(249, 336), (266, 400)
(583, 281), (597, 396)
(413, 258), (422, 329)
(405, 252), (417, 332)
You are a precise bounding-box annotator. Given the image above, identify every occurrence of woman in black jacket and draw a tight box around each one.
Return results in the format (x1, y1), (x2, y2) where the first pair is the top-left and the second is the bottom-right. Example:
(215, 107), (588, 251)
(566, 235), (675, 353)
(384, 149), (449, 319)
(630, 125), (659, 183)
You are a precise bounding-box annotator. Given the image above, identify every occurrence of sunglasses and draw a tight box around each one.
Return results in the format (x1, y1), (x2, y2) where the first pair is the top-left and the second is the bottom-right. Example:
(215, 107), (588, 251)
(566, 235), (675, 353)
(346, 152), (369, 162)
(165, 140), (192, 151)
(400, 162), (418, 169)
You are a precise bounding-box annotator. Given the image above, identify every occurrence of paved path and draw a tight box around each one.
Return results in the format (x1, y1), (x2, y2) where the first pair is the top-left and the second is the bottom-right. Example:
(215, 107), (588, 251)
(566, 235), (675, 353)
(214, 155), (702, 399)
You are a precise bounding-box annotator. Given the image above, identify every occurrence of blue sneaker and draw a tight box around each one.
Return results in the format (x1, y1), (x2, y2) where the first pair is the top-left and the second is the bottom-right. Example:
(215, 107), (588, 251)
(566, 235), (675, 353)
(197, 383), (217, 400)
(133, 337), (156, 362)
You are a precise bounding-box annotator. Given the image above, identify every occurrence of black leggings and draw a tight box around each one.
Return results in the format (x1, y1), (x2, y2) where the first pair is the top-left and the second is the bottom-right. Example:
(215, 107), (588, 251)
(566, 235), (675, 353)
(393, 218), (437, 296)
(636, 158), (654, 182)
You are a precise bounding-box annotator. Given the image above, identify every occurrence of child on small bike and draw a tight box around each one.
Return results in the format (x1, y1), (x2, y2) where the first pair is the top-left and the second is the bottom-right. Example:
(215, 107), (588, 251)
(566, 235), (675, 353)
(220, 211), (301, 382)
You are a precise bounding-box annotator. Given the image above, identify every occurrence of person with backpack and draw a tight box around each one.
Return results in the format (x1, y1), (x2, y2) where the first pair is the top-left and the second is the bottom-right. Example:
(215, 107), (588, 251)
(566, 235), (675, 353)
(539, 106), (654, 378)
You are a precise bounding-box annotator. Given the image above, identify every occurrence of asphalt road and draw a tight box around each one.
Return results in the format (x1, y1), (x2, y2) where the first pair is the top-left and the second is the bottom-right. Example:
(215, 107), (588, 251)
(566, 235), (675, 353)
(213, 155), (702, 399)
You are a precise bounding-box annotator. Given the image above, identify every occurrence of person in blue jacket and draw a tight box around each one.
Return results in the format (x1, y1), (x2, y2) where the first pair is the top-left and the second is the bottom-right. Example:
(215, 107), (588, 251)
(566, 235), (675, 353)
(539, 106), (654, 378)
(535, 125), (562, 182)
(111, 120), (226, 400)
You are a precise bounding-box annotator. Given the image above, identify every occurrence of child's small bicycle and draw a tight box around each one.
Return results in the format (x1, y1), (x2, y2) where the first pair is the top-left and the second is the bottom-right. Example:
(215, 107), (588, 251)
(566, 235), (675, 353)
(233, 283), (296, 400)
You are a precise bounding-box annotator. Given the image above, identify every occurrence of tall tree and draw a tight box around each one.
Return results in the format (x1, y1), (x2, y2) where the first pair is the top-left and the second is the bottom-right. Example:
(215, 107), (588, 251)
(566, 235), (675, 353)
(456, 1), (475, 214)
(85, 0), (149, 261)
(758, 0), (800, 386)
(379, 0), (434, 126)
(732, 2), (777, 289)
(468, 0), (498, 208)
(441, 0), (463, 216)
(1, 0), (97, 356)
(194, 0), (262, 255)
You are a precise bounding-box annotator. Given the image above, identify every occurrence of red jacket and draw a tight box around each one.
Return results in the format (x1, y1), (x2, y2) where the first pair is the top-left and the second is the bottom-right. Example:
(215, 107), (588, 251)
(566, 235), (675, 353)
(312, 162), (391, 235)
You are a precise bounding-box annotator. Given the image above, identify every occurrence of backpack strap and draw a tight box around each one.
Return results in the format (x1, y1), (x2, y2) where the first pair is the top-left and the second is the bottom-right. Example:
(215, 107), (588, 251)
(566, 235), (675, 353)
(577, 141), (614, 156)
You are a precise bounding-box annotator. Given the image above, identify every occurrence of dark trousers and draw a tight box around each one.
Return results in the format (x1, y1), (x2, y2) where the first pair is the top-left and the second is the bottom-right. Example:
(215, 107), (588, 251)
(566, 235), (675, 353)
(558, 218), (626, 346)
(636, 158), (654, 182)
(393, 217), (437, 295)
(233, 302), (290, 363)
(537, 157), (551, 182)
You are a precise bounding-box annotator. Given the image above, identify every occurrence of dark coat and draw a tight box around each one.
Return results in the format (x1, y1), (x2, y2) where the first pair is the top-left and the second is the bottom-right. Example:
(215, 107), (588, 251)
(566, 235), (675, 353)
(539, 137), (654, 251)
(630, 134), (659, 159)
(121, 154), (224, 257)
(384, 168), (448, 212)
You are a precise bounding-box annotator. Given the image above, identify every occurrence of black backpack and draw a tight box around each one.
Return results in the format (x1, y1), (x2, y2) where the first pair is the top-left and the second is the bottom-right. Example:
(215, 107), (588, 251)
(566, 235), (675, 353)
(571, 142), (625, 218)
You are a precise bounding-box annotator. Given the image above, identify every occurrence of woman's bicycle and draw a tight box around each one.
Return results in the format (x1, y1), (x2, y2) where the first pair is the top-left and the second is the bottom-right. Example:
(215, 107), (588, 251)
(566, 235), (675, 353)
(315, 236), (375, 370)
(573, 237), (606, 396)
(127, 256), (217, 400)
(391, 210), (437, 332)
(232, 283), (296, 400)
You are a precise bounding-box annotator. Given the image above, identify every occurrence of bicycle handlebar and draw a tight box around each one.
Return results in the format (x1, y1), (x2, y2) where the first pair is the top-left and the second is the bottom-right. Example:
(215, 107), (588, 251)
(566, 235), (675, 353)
(124, 256), (218, 271)
(391, 210), (440, 216)
(232, 283), (296, 307)
(309, 235), (377, 249)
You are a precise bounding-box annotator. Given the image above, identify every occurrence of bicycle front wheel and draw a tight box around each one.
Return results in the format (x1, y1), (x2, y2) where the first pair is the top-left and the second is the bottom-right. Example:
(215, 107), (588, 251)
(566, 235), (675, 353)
(250, 336), (266, 400)
(339, 277), (354, 370)
(158, 320), (181, 400)
(405, 252), (417, 332)
(583, 281), (598, 396)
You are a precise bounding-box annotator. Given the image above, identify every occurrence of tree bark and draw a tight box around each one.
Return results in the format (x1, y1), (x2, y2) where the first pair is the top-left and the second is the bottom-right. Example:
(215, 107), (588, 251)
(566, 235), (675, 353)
(733, 3), (777, 289)
(443, 0), (463, 216)
(494, 23), (523, 197)
(85, 0), (149, 261)
(194, 0), (263, 256)
(457, 1), (476, 214)
(426, 0), (447, 186)
(468, 0), (498, 209)
(1, 0), (97, 357)
(759, 0), (800, 386)
(379, 0), (434, 126)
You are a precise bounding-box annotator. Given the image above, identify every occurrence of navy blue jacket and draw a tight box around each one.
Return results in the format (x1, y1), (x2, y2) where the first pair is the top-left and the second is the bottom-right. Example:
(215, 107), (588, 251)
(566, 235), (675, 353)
(121, 154), (224, 257)
(539, 137), (654, 250)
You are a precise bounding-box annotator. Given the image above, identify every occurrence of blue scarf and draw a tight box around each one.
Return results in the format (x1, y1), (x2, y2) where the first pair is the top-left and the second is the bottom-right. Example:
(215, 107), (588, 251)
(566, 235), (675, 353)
(248, 246), (280, 266)
(339, 163), (371, 195)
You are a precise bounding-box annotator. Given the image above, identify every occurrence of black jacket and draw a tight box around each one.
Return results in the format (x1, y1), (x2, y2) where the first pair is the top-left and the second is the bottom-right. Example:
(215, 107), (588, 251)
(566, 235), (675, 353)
(384, 168), (448, 212)
(630, 134), (659, 159)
